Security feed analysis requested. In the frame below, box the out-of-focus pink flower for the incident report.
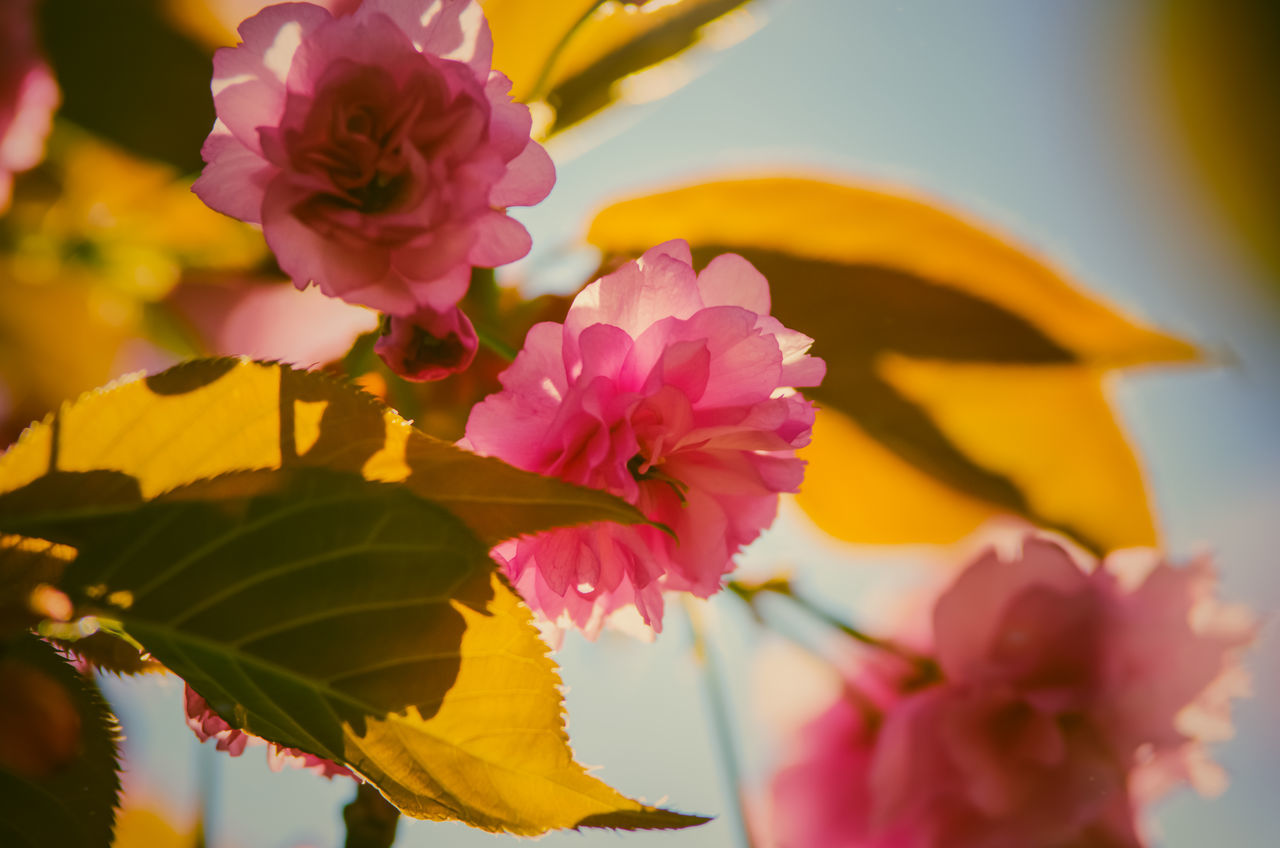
[184,684,353,779]
[767,535,1254,848]
[374,302,477,380]
[165,273,380,365]
[464,240,825,636]
[192,0,553,374]
[768,656,919,848]
[0,0,59,212]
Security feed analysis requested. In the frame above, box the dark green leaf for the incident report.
[0,634,122,848]
[39,0,214,173]
[0,468,706,835]
[0,359,644,547]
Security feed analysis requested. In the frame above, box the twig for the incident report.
[343,783,400,848]
[474,324,517,362]
[727,578,939,683]
[682,598,756,848]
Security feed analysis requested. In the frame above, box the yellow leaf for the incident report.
[587,175,1197,551]
[2,470,702,834]
[0,358,643,546]
[798,406,1003,546]
[0,270,138,439]
[875,357,1157,551]
[110,805,194,848]
[1151,0,1280,293]
[588,176,1197,366]
[9,132,266,299]
[161,1,762,137]
[0,361,700,833]
[484,0,759,134]
[483,0,599,100]
[1,132,268,436]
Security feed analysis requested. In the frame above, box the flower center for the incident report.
[627,454,688,502]
[287,62,426,215]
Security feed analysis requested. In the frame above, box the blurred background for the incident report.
[3,0,1277,846]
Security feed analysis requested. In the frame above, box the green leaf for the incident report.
[587,176,1201,553]
[1,535,75,638]
[483,0,761,135]
[52,632,166,677]
[0,634,122,848]
[0,358,643,546]
[39,0,214,173]
[0,468,706,835]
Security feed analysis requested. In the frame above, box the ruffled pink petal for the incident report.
[465,241,824,635]
[489,138,555,207]
[932,537,1091,683]
[771,693,912,848]
[467,322,569,436]
[362,0,493,75]
[389,227,477,293]
[213,2,333,153]
[465,208,532,267]
[565,249,702,343]
[767,533,1253,848]
[192,123,274,224]
[287,7,421,91]
[183,684,351,779]
[261,179,410,312]
[483,72,532,158]
[696,252,771,314]
[195,0,553,334]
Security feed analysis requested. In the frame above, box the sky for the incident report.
[102,2,1280,847]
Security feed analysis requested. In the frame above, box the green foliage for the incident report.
[39,0,213,173]
[0,634,122,848]
[0,360,704,834]
[0,358,644,545]
[483,0,759,134]
[0,535,73,638]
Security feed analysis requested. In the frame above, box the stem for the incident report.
[474,324,517,362]
[682,598,756,848]
[527,1,612,102]
[343,783,400,848]
[194,738,216,848]
[727,578,928,665]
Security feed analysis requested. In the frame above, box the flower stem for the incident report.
[727,578,924,663]
[474,324,517,362]
[682,598,757,848]
[343,782,400,848]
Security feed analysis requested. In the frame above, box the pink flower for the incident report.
[0,0,59,212]
[191,0,553,373]
[767,535,1254,848]
[374,302,477,380]
[165,273,380,365]
[769,659,919,848]
[463,240,825,636]
[184,684,353,779]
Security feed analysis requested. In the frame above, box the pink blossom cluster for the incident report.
[465,240,825,636]
[768,535,1254,848]
[0,0,59,212]
[193,0,554,380]
[184,684,352,779]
